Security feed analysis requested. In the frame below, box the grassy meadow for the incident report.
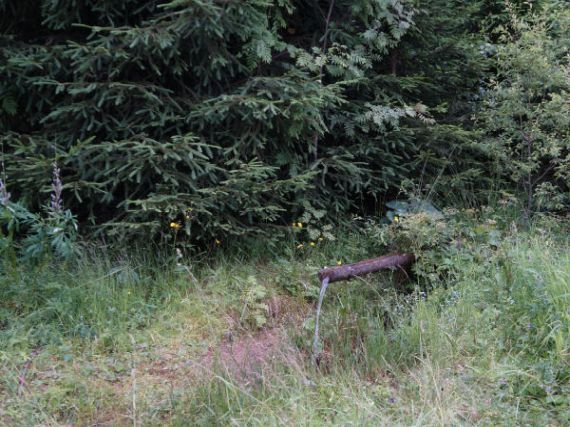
[1,212,569,426]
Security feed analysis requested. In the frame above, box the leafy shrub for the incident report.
[239,276,270,329]
[0,162,78,263]
[479,4,570,215]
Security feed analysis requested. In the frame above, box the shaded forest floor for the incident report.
[1,216,569,425]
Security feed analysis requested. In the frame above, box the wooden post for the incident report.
[318,253,415,283]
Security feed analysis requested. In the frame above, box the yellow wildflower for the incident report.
[318,237,324,242]
[393,215,399,223]
[215,239,221,246]
[337,260,342,266]
[170,222,182,230]
[309,241,316,247]
[297,222,303,228]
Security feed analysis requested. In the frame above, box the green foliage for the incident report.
[0,0,568,247]
[0,163,78,263]
[479,5,570,214]
[1,215,568,425]
[0,0,504,245]
[390,0,492,205]
[239,276,270,329]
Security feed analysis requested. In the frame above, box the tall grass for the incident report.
[0,217,568,425]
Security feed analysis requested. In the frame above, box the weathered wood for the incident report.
[318,253,416,283]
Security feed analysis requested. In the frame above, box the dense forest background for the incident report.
[1,0,568,253]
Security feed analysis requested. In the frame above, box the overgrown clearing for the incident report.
[1,1,569,425]
[1,216,568,426]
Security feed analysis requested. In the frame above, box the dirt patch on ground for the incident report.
[139,295,309,387]
[203,327,302,384]
[201,295,310,384]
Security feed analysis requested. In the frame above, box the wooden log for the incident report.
[318,253,416,283]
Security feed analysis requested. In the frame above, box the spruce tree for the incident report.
[0,1,522,245]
